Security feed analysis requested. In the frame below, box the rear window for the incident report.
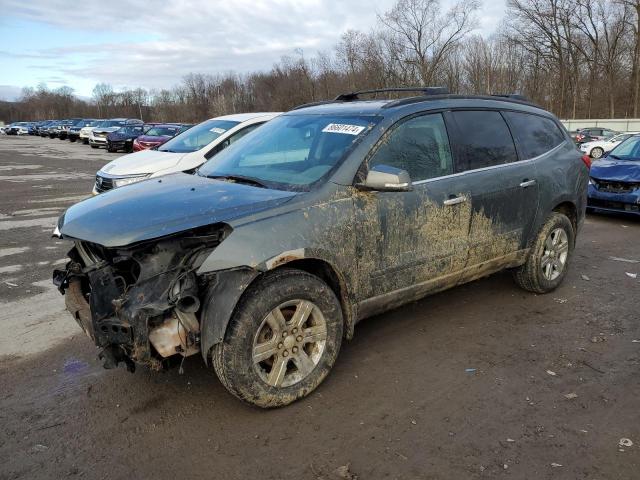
[504,112,565,159]
[449,110,518,171]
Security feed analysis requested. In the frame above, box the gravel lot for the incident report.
[0,134,639,480]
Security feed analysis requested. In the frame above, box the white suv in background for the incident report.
[580,132,639,158]
[93,112,280,193]
[79,120,105,144]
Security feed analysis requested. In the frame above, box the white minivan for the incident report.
[93,112,280,194]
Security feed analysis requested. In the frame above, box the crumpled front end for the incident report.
[588,180,640,215]
[53,225,229,371]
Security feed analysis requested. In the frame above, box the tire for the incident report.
[107,147,115,153]
[82,139,89,145]
[212,268,343,408]
[513,212,575,294]
[590,147,604,159]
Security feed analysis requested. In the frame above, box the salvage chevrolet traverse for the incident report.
[53,88,588,407]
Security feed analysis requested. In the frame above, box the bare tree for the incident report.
[378,0,479,85]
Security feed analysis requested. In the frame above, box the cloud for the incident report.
[0,85,23,101]
[1,0,505,95]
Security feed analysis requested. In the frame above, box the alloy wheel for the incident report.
[541,228,569,281]
[252,299,327,388]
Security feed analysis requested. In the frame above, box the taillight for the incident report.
[576,134,584,141]
[581,154,592,169]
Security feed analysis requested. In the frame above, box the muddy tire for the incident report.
[513,212,575,294]
[212,268,343,408]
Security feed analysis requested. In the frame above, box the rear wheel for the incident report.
[212,268,343,408]
[513,212,574,294]
[590,147,604,159]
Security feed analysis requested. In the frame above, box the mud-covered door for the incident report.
[445,110,539,271]
[353,113,472,303]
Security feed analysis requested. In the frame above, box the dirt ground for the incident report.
[0,135,638,480]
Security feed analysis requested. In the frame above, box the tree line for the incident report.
[3,0,639,123]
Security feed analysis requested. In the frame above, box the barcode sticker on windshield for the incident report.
[322,123,366,135]
[210,127,226,134]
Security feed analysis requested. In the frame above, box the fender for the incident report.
[199,268,260,364]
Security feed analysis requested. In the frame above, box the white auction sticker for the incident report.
[210,127,226,134]
[322,123,366,135]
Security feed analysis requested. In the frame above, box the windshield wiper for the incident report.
[207,174,268,188]
[608,154,620,160]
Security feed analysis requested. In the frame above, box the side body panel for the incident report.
[533,141,588,234]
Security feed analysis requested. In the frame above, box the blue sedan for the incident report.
[588,134,640,215]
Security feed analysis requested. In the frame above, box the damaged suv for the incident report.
[53,88,588,408]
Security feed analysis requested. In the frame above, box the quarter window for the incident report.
[368,113,453,181]
[450,110,518,171]
[504,112,565,159]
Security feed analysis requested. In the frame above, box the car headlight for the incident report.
[113,174,151,188]
[589,177,595,185]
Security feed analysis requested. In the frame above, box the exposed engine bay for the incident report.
[53,224,230,371]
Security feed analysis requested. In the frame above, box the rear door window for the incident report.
[368,113,453,181]
[503,111,565,159]
[448,110,518,171]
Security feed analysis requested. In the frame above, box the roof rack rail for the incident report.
[334,86,449,102]
[491,93,529,102]
[290,100,337,111]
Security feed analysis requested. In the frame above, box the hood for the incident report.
[108,131,137,140]
[100,149,188,176]
[59,173,298,247]
[591,158,640,182]
[137,135,170,143]
[94,127,120,134]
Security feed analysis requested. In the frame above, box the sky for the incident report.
[0,0,506,101]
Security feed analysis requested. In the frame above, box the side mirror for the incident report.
[357,164,412,192]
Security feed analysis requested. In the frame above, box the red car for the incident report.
[132,124,191,152]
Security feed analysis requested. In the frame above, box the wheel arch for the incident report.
[270,258,355,341]
[200,256,355,366]
[552,200,578,234]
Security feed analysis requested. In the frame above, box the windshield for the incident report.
[158,119,239,153]
[609,136,640,160]
[611,134,631,142]
[145,126,180,137]
[117,126,140,135]
[98,120,126,128]
[198,114,379,190]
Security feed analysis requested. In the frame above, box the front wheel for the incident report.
[590,147,604,159]
[212,268,343,408]
[513,212,575,294]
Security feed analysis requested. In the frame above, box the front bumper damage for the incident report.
[53,226,229,371]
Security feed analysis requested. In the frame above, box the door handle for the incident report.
[443,195,467,206]
[519,179,537,188]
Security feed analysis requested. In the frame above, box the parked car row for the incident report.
[2,117,194,154]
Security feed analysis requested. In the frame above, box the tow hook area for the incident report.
[100,345,136,372]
